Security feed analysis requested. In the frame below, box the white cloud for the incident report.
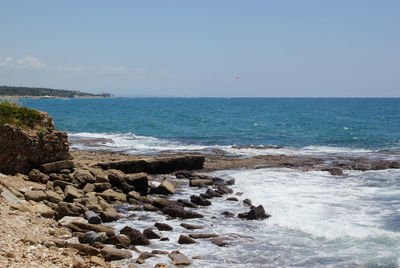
[0,55,46,69]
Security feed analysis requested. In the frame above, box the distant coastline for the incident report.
[0,85,113,98]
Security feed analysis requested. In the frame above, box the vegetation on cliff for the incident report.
[0,100,43,129]
[0,86,112,98]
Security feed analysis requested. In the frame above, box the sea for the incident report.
[20,98,400,268]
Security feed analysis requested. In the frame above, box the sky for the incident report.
[0,0,399,97]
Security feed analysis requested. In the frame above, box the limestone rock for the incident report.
[154,222,173,231]
[97,189,127,202]
[168,251,190,266]
[178,235,196,244]
[64,185,81,202]
[1,189,25,204]
[46,190,63,203]
[58,216,88,226]
[23,233,38,245]
[157,181,175,195]
[24,190,47,202]
[100,209,121,222]
[101,246,133,261]
[125,173,149,195]
[120,226,150,245]
[41,160,74,174]
[28,169,49,183]
[31,203,55,218]
[143,228,161,239]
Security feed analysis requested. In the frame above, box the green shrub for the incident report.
[0,99,43,129]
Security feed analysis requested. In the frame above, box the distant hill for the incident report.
[0,86,112,98]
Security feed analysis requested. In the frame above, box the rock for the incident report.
[178,235,196,244]
[66,237,80,244]
[93,182,112,192]
[322,167,344,176]
[59,216,88,226]
[189,233,218,239]
[154,264,169,268]
[97,155,205,174]
[84,231,102,244]
[243,199,252,206]
[1,188,25,204]
[190,195,212,206]
[82,183,95,193]
[143,228,161,239]
[217,185,233,194]
[200,193,211,199]
[56,202,85,219]
[31,203,55,218]
[66,221,115,236]
[168,251,190,266]
[238,205,270,220]
[100,209,121,222]
[125,173,149,195]
[180,223,202,230]
[41,160,74,174]
[138,252,155,260]
[154,222,173,231]
[74,170,96,188]
[107,169,126,187]
[67,243,101,256]
[152,198,182,209]
[120,226,150,245]
[90,256,106,267]
[28,169,49,183]
[189,179,213,187]
[53,180,76,191]
[161,206,203,219]
[152,250,169,255]
[64,185,81,202]
[221,211,235,217]
[211,237,230,247]
[160,237,169,241]
[23,233,38,245]
[128,264,139,268]
[97,189,127,202]
[226,197,238,201]
[24,190,47,202]
[157,181,175,195]
[143,204,158,211]
[60,168,71,174]
[101,246,133,261]
[115,234,131,247]
[177,199,198,208]
[85,210,102,224]
[46,190,63,203]
[225,178,235,185]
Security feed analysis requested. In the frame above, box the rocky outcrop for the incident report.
[0,111,70,175]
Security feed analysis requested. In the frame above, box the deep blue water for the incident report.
[20,98,400,150]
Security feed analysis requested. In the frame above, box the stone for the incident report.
[238,205,270,220]
[322,167,344,176]
[154,222,173,231]
[53,180,76,190]
[97,189,127,202]
[152,250,169,255]
[154,263,169,268]
[190,195,212,206]
[168,251,190,266]
[31,203,55,218]
[46,190,63,203]
[217,185,233,194]
[85,210,102,224]
[82,183,95,193]
[120,226,150,245]
[28,169,49,183]
[24,190,47,202]
[138,252,155,260]
[101,246,133,261]
[93,182,112,192]
[157,181,175,195]
[1,189,25,204]
[74,170,96,188]
[58,216,88,226]
[90,256,106,267]
[84,231,102,244]
[178,235,196,244]
[189,179,213,187]
[64,185,81,202]
[60,168,71,174]
[41,160,74,174]
[177,199,198,208]
[152,198,182,209]
[100,209,121,222]
[56,202,85,219]
[243,198,252,206]
[143,228,161,239]
[66,221,115,236]
[226,197,238,201]
[107,169,126,187]
[211,237,230,247]
[125,173,149,195]
[115,234,131,247]
[161,206,203,219]
[143,204,158,211]
[66,237,80,244]
[189,233,218,239]
[67,243,101,256]
[23,233,38,245]
[221,211,235,217]
[180,223,202,230]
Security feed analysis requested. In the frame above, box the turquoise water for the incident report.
[20,98,400,150]
[18,98,400,267]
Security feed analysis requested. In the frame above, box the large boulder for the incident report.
[0,111,70,175]
[119,226,150,245]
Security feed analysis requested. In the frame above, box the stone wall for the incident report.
[0,112,70,174]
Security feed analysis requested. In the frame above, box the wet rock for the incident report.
[100,209,121,222]
[161,206,203,219]
[189,179,213,187]
[157,180,175,195]
[225,178,235,185]
[143,228,161,239]
[154,222,173,231]
[168,251,190,266]
[28,169,49,183]
[84,231,102,244]
[243,199,252,206]
[160,237,169,241]
[24,190,47,202]
[138,252,155,260]
[153,198,182,209]
[238,205,270,220]
[189,233,218,239]
[221,211,235,217]
[226,197,238,201]
[125,173,149,195]
[178,235,196,244]
[152,250,169,255]
[177,199,198,208]
[120,226,150,245]
[85,210,102,224]
[205,189,222,198]
[322,167,343,176]
[180,223,202,230]
[107,169,126,187]
[64,185,81,202]
[190,195,212,206]
[211,237,230,247]
[143,204,158,211]
[217,185,233,194]
[154,263,169,268]
[200,193,212,199]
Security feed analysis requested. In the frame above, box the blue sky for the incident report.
[0,0,399,97]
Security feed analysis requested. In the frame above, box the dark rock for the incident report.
[180,223,202,230]
[152,198,182,209]
[189,179,213,187]
[243,199,252,206]
[168,251,191,265]
[84,231,102,244]
[101,246,133,261]
[100,209,121,222]
[66,221,115,236]
[205,189,222,198]
[217,185,233,194]
[138,252,155,260]
[211,237,230,247]
[225,178,235,185]
[97,155,205,174]
[226,197,238,201]
[190,195,212,206]
[178,235,196,244]
[238,205,270,220]
[160,237,169,241]
[66,243,101,256]
[56,202,84,219]
[157,181,175,195]
[84,210,102,224]
[161,206,203,219]
[64,185,81,202]
[120,226,150,245]
[151,250,169,255]
[200,193,212,199]
[28,169,49,183]
[41,160,74,174]
[177,199,198,208]
[120,182,135,194]
[60,169,71,174]
[221,211,235,217]
[107,169,126,187]
[74,170,96,188]
[143,228,161,239]
[143,204,158,211]
[322,167,343,176]
[125,173,149,195]
[93,182,112,192]
[189,233,218,239]
[154,222,173,231]
[53,180,76,191]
